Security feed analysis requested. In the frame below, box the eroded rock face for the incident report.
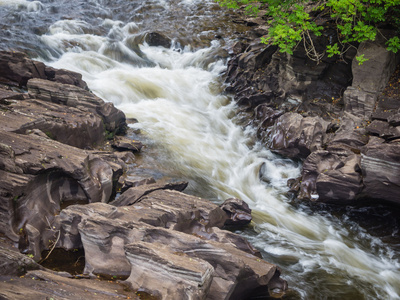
[0,130,126,260]
[361,138,400,204]
[266,112,329,159]
[0,50,87,89]
[299,149,363,202]
[27,78,126,135]
[58,188,284,299]
[343,36,400,118]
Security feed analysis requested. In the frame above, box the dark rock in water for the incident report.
[220,198,252,226]
[144,32,172,48]
[44,66,88,90]
[361,138,400,205]
[112,135,143,152]
[298,149,363,202]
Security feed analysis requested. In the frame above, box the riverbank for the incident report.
[0,51,287,299]
[1,0,399,298]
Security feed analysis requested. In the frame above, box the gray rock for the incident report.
[58,198,285,299]
[27,78,126,135]
[343,87,378,118]
[351,39,399,93]
[266,112,329,159]
[0,269,134,299]
[299,150,363,202]
[220,198,252,226]
[361,139,400,204]
[0,131,125,260]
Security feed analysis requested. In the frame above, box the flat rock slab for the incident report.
[110,181,188,206]
[0,270,138,300]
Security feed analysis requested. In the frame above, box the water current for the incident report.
[1,0,399,299]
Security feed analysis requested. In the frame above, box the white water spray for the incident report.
[38,2,400,298]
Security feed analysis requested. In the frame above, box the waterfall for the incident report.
[1,0,399,298]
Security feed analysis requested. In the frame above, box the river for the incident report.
[1,0,399,299]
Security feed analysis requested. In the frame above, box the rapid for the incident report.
[1,0,399,298]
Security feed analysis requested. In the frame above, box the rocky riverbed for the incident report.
[0,51,287,299]
[1,0,400,299]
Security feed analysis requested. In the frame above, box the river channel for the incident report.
[1,0,399,299]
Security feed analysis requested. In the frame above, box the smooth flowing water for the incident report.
[1,0,400,299]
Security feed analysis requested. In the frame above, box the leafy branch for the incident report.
[216,0,400,63]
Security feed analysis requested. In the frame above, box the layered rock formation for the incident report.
[0,51,287,299]
[225,27,400,206]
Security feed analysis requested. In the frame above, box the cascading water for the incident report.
[1,0,399,299]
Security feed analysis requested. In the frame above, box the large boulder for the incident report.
[360,138,400,205]
[27,78,126,135]
[1,93,105,149]
[57,189,285,299]
[0,50,87,89]
[343,36,399,118]
[0,130,126,260]
[298,149,363,202]
[266,112,329,159]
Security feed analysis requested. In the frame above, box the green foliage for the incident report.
[216,0,400,62]
[356,54,369,65]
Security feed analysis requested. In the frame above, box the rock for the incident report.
[343,87,378,118]
[0,130,126,260]
[343,36,400,117]
[0,245,42,276]
[360,139,400,205]
[0,269,136,300]
[220,198,252,226]
[119,176,156,193]
[1,97,105,149]
[366,120,400,140]
[329,117,369,149]
[0,88,26,102]
[110,181,188,206]
[58,196,285,299]
[27,78,126,135]
[0,51,46,87]
[124,242,213,300]
[298,149,363,202]
[0,51,88,89]
[351,39,399,93]
[112,136,143,152]
[144,32,172,48]
[266,113,329,159]
[44,66,88,90]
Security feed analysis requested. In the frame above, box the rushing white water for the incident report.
[28,1,400,299]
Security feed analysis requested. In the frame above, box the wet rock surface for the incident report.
[0,51,286,299]
[225,24,400,206]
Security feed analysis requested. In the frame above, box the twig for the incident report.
[39,230,61,263]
